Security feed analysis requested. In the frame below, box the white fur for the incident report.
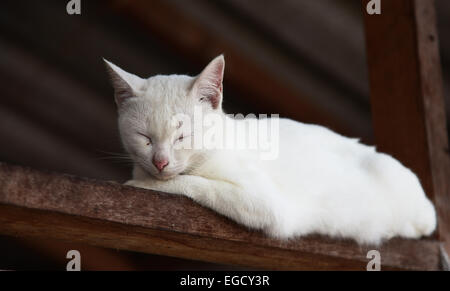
[105,56,436,245]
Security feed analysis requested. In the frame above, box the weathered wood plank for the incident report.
[0,163,441,270]
[363,0,450,255]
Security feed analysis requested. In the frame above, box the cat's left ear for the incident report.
[103,59,145,106]
[192,55,225,110]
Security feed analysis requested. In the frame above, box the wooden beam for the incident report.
[0,163,442,270]
[363,0,450,255]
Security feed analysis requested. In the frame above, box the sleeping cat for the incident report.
[104,55,436,245]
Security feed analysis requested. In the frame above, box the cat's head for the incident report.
[105,55,225,180]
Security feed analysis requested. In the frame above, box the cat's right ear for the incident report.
[103,59,145,106]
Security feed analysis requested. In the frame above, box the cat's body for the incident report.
[105,56,436,245]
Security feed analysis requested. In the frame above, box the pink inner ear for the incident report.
[208,92,221,109]
[211,62,224,91]
[198,85,221,109]
[196,58,224,109]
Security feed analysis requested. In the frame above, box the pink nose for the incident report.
[152,158,169,171]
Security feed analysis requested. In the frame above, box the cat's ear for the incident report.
[103,59,145,106]
[192,55,225,110]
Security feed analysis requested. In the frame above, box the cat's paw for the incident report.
[124,177,189,195]
[124,179,151,190]
[124,179,136,186]
[124,179,140,187]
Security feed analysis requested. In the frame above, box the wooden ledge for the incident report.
[0,162,444,270]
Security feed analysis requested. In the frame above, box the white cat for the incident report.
[104,55,436,245]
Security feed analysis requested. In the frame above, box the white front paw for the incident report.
[124,179,136,186]
[124,179,139,187]
[124,179,151,190]
[124,178,184,194]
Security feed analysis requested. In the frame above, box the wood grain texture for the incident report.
[363,0,450,256]
[0,163,442,270]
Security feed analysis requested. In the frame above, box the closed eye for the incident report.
[175,134,192,143]
[138,132,152,145]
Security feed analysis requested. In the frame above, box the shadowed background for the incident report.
[0,0,448,270]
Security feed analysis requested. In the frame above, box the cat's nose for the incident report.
[152,158,169,172]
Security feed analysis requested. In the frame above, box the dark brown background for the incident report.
[0,0,448,270]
